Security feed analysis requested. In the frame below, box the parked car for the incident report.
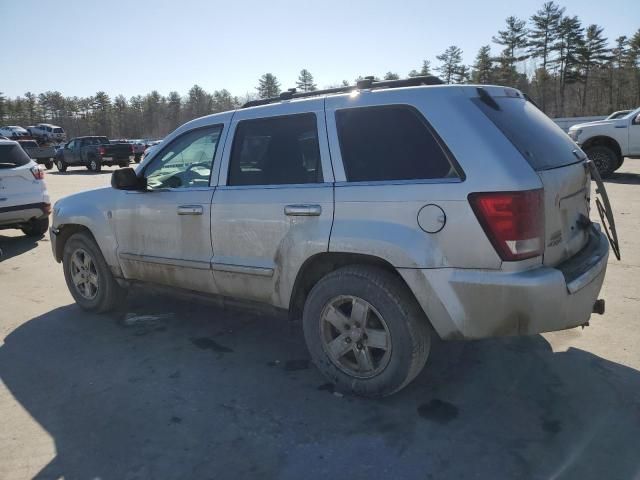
[55,136,132,172]
[0,126,30,140]
[17,139,56,169]
[127,139,147,163]
[606,109,632,120]
[568,107,640,176]
[0,139,50,236]
[50,78,617,397]
[141,141,162,161]
[28,123,66,143]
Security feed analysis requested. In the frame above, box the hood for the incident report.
[54,186,111,211]
[569,120,618,130]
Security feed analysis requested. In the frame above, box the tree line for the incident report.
[1,1,638,140]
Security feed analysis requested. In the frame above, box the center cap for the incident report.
[350,328,363,342]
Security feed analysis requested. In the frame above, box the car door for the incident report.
[63,140,76,163]
[630,112,640,155]
[211,100,334,308]
[111,123,227,293]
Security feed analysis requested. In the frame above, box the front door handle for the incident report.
[177,205,203,215]
[284,204,322,216]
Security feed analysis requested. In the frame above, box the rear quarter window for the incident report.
[0,144,32,168]
[472,93,585,171]
[335,105,459,182]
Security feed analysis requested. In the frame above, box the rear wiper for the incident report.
[588,160,621,260]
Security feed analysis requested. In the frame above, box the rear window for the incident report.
[336,105,458,182]
[0,144,32,168]
[54,128,64,133]
[472,94,585,171]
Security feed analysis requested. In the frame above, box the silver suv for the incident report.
[50,77,618,397]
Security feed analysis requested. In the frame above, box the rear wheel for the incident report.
[303,265,431,397]
[44,159,54,170]
[118,158,130,168]
[586,145,617,178]
[56,159,67,172]
[21,217,49,237]
[62,232,126,312]
[614,156,625,172]
[134,154,142,163]
[88,157,102,172]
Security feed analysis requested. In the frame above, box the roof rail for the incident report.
[242,75,444,108]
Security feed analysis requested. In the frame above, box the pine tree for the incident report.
[436,46,463,84]
[578,24,609,111]
[257,73,281,98]
[529,1,564,110]
[553,16,584,115]
[0,92,5,122]
[609,36,630,110]
[472,45,494,83]
[296,69,317,92]
[629,29,640,104]
[493,16,529,86]
[384,72,400,80]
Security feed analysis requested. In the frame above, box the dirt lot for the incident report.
[1,164,639,479]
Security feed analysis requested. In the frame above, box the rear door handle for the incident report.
[284,204,322,216]
[177,205,203,215]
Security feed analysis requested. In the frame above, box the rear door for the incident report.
[473,89,598,266]
[211,100,334,307]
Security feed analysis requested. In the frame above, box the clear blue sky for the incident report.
[2,0,638,99]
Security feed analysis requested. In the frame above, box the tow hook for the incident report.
[593,299,605,315]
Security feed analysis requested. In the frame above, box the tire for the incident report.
[614,156,625,172]
[88,157,102,172]
[62,232,126,313]
[134,154,141,163]
[56,159,67,172]
[303,265,431,398]
[586,145,617,178]
[21,217,49,237]
[44,159,54,170]
[118,158,129,168]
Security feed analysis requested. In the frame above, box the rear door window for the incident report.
[472,93,585,171]
[0,144,32,168]
[335,105,459,182]
[228,113,322,186]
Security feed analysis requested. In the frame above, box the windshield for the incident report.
[0,144,32,168]
[472,94,586,171]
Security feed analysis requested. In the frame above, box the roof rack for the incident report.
[242,75,444,108]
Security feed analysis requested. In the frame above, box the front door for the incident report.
[629,113,640,156]
[63,140,77,164]
[211,101,334,308]
[111,124,225,293]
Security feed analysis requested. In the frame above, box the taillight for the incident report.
[468,189,544,261]
[99,146,106,156]
[30,165,45,180]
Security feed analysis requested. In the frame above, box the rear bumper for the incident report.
[0,202,50,228]
[400,225,609,340]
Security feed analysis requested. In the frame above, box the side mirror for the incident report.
[634,113,640,125]
[111,167,145,190]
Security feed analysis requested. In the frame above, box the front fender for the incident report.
[53,188,120,273]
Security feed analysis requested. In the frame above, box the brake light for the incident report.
[99,146,106,156]
[468,189,544,261]
[30,165,45,180]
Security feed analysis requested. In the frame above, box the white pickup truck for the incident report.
[568,107,640,177]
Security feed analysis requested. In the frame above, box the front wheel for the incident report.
[21,217,49,237]
[586,145,618,178]
[118,158,130,168]
[44,159,54,170]
[134,154,142,163]
[56,159,67,172]
[62,232,126,312]
[303,265,431,398]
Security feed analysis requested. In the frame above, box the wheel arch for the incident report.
[288,252,437,331]
[582,136,622,161]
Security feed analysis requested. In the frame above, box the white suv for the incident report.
[0,140,51,237]
[50,78,617,397]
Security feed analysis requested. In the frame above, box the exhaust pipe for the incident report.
[593,299,605,315]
